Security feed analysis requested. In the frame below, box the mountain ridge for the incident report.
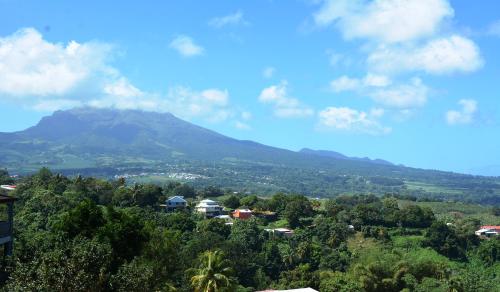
[299,148,394,166]
[0,107,499,202]
[0,107,398,171]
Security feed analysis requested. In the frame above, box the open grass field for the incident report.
[404,181,464,195]
[399,200,499,225]
[347,232,382,254]
[391,235,425,250]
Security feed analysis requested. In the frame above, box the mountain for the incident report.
[0,108,394,171]
[0,108,499,203]
[299,148,394,166]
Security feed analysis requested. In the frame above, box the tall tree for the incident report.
[284,196,314,228]
[190,250,236,292]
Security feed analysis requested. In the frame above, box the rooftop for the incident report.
[234,209,252,213]
[199,199,218,204]
[480,226,500,229]
[167,196,187,202]
[274,228,292,232]
[0,185,16,191]
[196,199,221,207]
[215,215,231,219]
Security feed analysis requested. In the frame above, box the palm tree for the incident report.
[190,250,236,292]
[280,244,296,270]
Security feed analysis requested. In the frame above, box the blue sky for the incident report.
[0,0,500,175]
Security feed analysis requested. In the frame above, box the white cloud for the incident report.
[89,87,233,123]
[200,89,229,106]
[0,28,243,124]
[314,0,482,83]
[318,106,391,135]
[169,35,204,57]
[0,28,112,97]
[368,35,483,74]
[259,82,293,106]
[330,74,427,110]
[104,78,143,98]
[315,1,483,124]
[446,99,477,125]
[314,0,453,43]
[330,73,390,92]
[370,78,428,109]
[87,93,161,112]
[157,87,232,122]
[235,121,251,130]
[330,76,361,92]
[258,81,314,118]
[363,73,391,87]
[209,11,249,28]
[262,67,276,79]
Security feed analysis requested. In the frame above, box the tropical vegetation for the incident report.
[0,168,498,291]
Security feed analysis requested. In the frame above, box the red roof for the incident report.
[481,226,500,230]
[234,209,252,213]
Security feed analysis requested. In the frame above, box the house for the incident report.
[0,185,16,191]
[274,228,294,237]
[211,215,234,226]
[214,214,233,225]
[195,199,223,217]
[232,208,252,219]
[265,228,294,238]
[162,196,187,212]
[0,195,16,256]
[475,225,500,237]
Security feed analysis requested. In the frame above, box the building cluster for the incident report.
[163,196,262,221]
[114,172,208,181]
[163,195,500,242]
[161,196,295,236]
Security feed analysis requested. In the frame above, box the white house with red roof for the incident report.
[475,225,500,237]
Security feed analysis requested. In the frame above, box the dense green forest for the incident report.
[0,168,499,291]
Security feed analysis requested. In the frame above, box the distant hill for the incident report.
[299,148,394,166]
[0,107,499,203]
